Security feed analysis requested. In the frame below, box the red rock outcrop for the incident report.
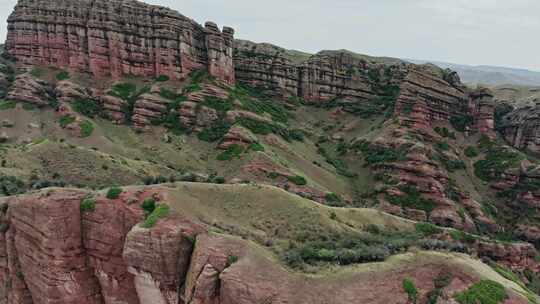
[234,40,409,103]
[394,67,468,129]
[131,86,172,131]
[179,83,229,132]
[499,104,540,155]
[3,189,102,304]
[0,187,535,304]
[123,215,204,304]
[6,0,235,84]
[6,73,53,107]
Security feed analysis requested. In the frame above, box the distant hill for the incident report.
[407,59,540,87]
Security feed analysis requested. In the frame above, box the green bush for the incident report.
[434,127,456,139]
[465,146,479,158]
[356,142,409,165]
[56,71,70,81]
[387,185,436,213]
[287,175,307,186]
[317,147,357,178]
[450,114,474,132]
[402,278,418,304]
[434,141,450,151]
[108,83,149,123]
[234,88,291,123]
[155,75,170,82]
[288,129,305,142]
[477,135,495,150]
[226,255,238,267]
[201,96,233,112]
[79,121,94,138]
[80,198,96,213]
[141,204,170,228]
[217,145,244,161]
[449,229,477,243]
[141,198,156,216]
[474,147,523,182]
[198,122,231,142]
[248,142,265,152]
[106,187,122,199]
[236,117,279,135]
[30,67,43,78]
[0,175,26,196]
[0,100,16,110]
[454,280,507,304]
[415,222,442,236]
[325,192,342,203]
[72,99,102,117]
[59,115,76,128]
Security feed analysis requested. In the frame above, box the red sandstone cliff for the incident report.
[0,186,534,304]
[6,0,235,84]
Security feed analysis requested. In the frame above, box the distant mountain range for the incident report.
[407,59,540,87]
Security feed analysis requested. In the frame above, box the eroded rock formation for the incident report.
[6,0,235,84]
[0,187,534,304]
[499,105,540,155]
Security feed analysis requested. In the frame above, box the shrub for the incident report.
[0,100,16,110]
[449,229,476,243]
[201,96,233,112]
[236,117,278,135]
[402,278,418,304]
[155,75,170,82]
[80,198,96,213]
[317,147,358,178]
[356,142,409,165]
[108,83,149,123]
[248,142,265,152]
[141,198,156,216]
[232,84,292,123]
[450,114,474,132]
[198,122,231,142]
[434,141,450,151]
[217,145,244,161]
[287,175,307,186]
[387,185,436,213]
[141,204,170,228]
[0,175,26,196]
[0,223,8,233]
[30,67,43,78]
[454,280,507,304]
[434,127,455,139]
[72,99,102,117]
[288,129,305,142]
[477,135,494,150]
[465,146,479,158]
[415,222,442,236]
[226,255,238,267]
[474,147,523,182]
[106,187,122,199]
[79,121,94,138]
[56,71,70,81]
[325,192,342,203]
[59,115,76,128]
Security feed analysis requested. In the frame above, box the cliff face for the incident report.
[499,105,540,155]
[6,0,235,84]
[234,40,408,103]
[0,186,534,304]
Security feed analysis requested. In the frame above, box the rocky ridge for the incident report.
[6,0,235,84]
[0,185,536,304]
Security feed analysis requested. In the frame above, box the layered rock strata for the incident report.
[0,186,534,304]
[6,0,235,84]
[499,105,540,155]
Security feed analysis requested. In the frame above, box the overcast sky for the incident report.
[1,0,539,71]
